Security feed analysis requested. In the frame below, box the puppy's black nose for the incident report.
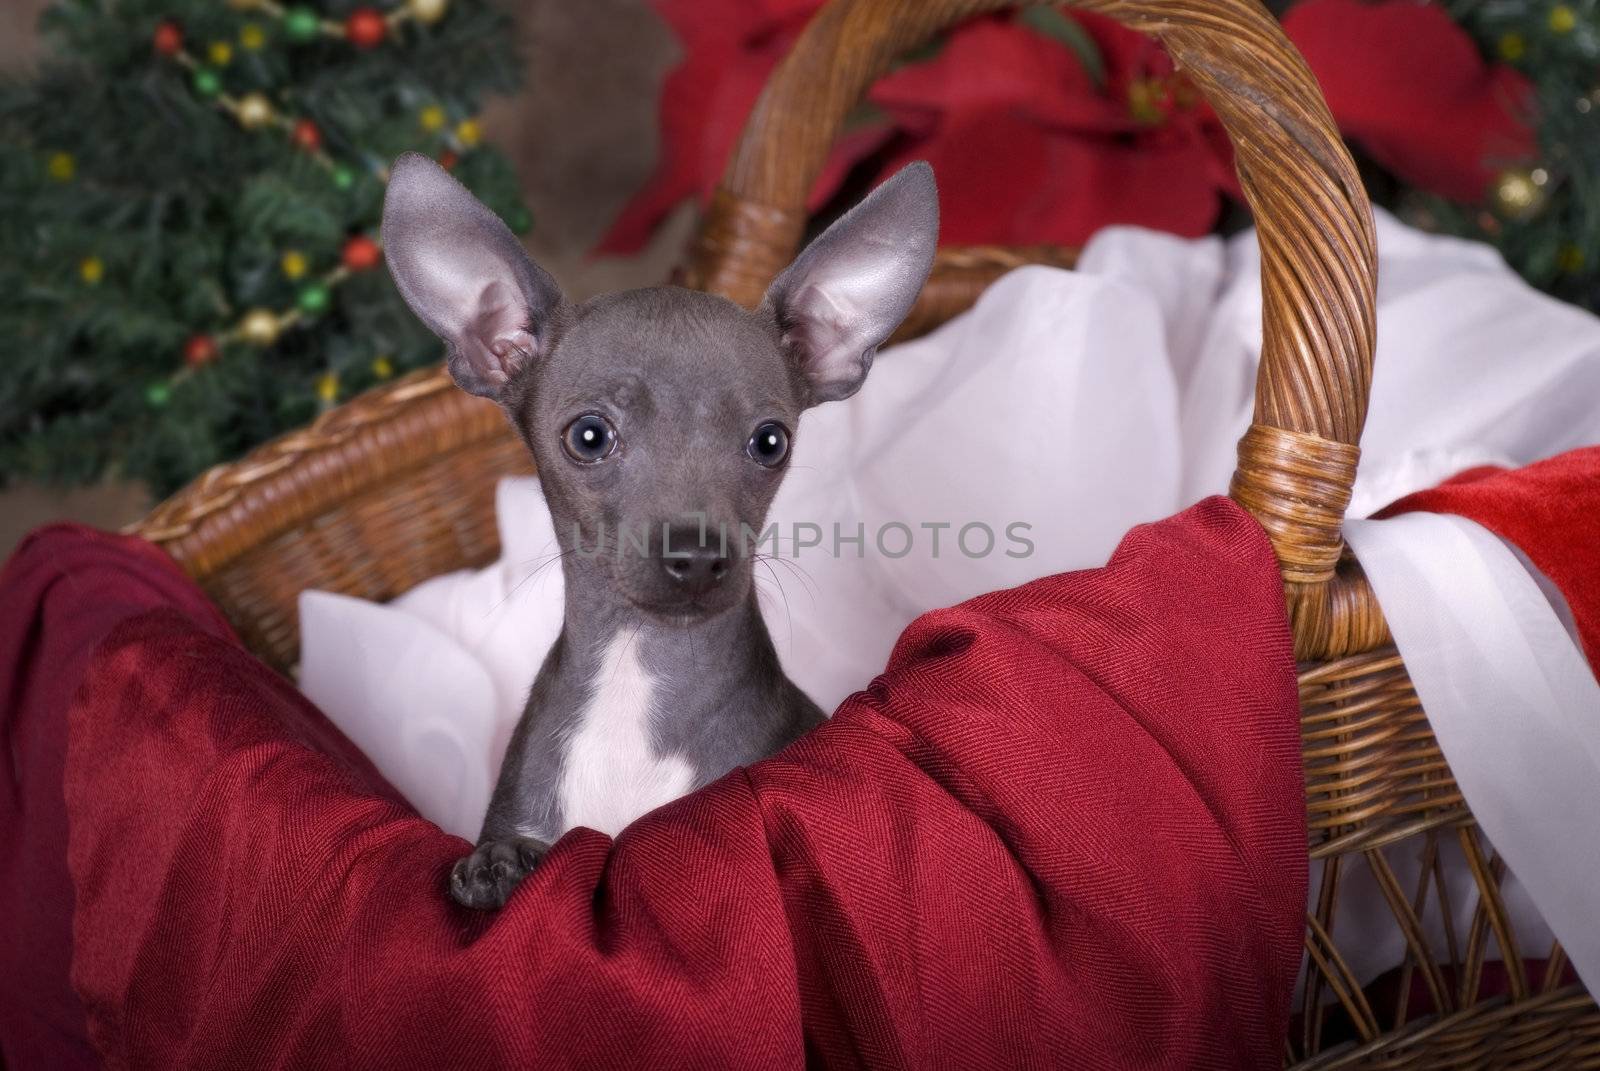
[661,526,729,596]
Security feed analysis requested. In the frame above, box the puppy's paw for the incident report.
[449,836,547,910]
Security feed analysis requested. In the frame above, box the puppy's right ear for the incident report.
[382,152,561,401]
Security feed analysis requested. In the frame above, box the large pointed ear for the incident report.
[381,152,562,402]
[762,161,938,405]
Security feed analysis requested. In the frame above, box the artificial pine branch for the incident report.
[0,0,531,494]
[1416,0,1600,312]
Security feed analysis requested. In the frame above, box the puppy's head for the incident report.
[382,154,938,621]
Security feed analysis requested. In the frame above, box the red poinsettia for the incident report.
[863,13,1237,246]
[600,0,1535,257]
[1282,0,1536,203]
[596,0,820,254]
[596,4,1238,254]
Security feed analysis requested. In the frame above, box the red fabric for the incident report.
[0,526,401,1071]
[1379,445,1600,666]
[1,499,1304,1069]
[0,526,222,1071]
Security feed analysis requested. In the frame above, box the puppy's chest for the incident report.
[556,634,694,837]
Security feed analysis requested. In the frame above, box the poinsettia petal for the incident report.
[874,110,1225,247]
[1074,10,1168,92]
[808,118,899,213]
[869,18,1121,131]
[650,0,809,49]
[1195,118,1242,201]
[1283,0,1535,202]
[1051,133,1229,243]
[600,0,1241,255]
[596,1,821,254]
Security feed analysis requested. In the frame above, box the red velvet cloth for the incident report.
[1,499,1305,1069]
[1379,445,1600,666]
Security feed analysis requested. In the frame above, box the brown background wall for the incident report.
[1,0,683,552]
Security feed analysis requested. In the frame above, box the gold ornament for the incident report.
[1550,5,1577,33]
[455,118,481,147]
[208,40,234,66]
[1558,243,1586,273]
[236,92,274,129]
[408,0,450,24]
[419,104,447,132]
[371,355,395,380]
[1498,32,1526,60]
[48,152,75,181]
[1492,167,1549,221]
[239,23,267,50]
[79,256,104,284]
[316,371,340,403]
[280,250,309,280]
[240,309,282,347]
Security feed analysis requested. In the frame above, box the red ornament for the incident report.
[153,20,184,56]
[437,149,459,171]
[183,334,219,368]
[344,7,387,49]
[340,235,382,272]
[291,119,323,152]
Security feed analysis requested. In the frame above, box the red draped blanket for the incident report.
[1,498,1306,1070]
[1379,445,1600,665]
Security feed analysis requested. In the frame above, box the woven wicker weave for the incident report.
[134,0,1598,1064]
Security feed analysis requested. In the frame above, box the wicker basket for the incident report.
[134,0,1599,1065]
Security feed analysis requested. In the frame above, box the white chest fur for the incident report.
[555,631,694,837]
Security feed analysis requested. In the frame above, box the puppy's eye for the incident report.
[746,421,790,468]
[562,414,618,463]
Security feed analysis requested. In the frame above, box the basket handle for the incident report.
[686,0,1378,602]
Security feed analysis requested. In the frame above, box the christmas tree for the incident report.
[1425,0,1600,314]
[0,0,531,494]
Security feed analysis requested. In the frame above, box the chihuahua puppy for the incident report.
[382,153,938,909]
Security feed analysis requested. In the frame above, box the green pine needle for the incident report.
[1,0,532,495]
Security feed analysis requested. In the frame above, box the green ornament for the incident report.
[508,207,533,234]
[145,382,172,407]
[331,165,356,190]
[192,69,222,98]
[284,6,321,42]
[298,284,331,314]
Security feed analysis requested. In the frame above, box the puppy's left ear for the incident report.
[381,152,562,402]
[762,161,938,405]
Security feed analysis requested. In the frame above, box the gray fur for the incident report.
[381,153,939,909]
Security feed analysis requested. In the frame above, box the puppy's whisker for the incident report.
[754,559,796,649]
[491,548,577,615]
[754,552,820,607]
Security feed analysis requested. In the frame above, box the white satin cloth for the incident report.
[301,210,1600,988]
[1343,514,1599,993]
